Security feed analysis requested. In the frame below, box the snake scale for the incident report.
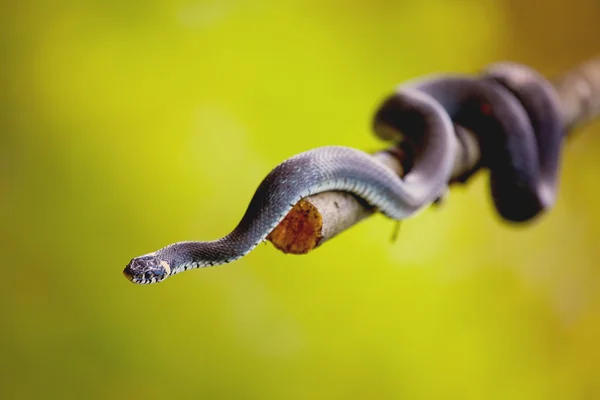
[124,62,564,284]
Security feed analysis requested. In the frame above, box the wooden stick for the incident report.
[267,58,600,254]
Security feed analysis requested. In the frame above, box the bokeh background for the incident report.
[3,0,600,399]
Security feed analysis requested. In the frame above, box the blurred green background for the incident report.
[2,0,600,399]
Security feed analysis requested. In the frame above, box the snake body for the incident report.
[124,63,564,284]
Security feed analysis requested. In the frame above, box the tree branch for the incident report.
[267,57,600,254]
[553,58,600,130]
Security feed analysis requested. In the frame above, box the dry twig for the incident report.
[267,58,600,254]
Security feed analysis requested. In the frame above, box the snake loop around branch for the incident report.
[124,62,565,284]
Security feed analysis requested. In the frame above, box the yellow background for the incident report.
[2,1,600,399]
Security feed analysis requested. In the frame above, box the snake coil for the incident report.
[376,62,564,222]
[124,62,565,284]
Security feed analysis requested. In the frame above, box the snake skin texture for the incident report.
[123,62,565,284]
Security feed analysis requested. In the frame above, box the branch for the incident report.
[267,57,600,254]
[553,58,600,130]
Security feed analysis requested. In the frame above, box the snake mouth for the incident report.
[122,268,134,281]
[122,269,167,284]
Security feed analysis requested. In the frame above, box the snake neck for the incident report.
[156,229,267,277]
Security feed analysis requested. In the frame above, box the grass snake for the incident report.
[123,62,564,284]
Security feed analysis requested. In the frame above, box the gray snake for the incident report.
[123,62,564,284]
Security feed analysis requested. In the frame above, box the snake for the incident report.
[123,62,565,284]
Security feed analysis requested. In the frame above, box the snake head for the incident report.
[123,253,171,284]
